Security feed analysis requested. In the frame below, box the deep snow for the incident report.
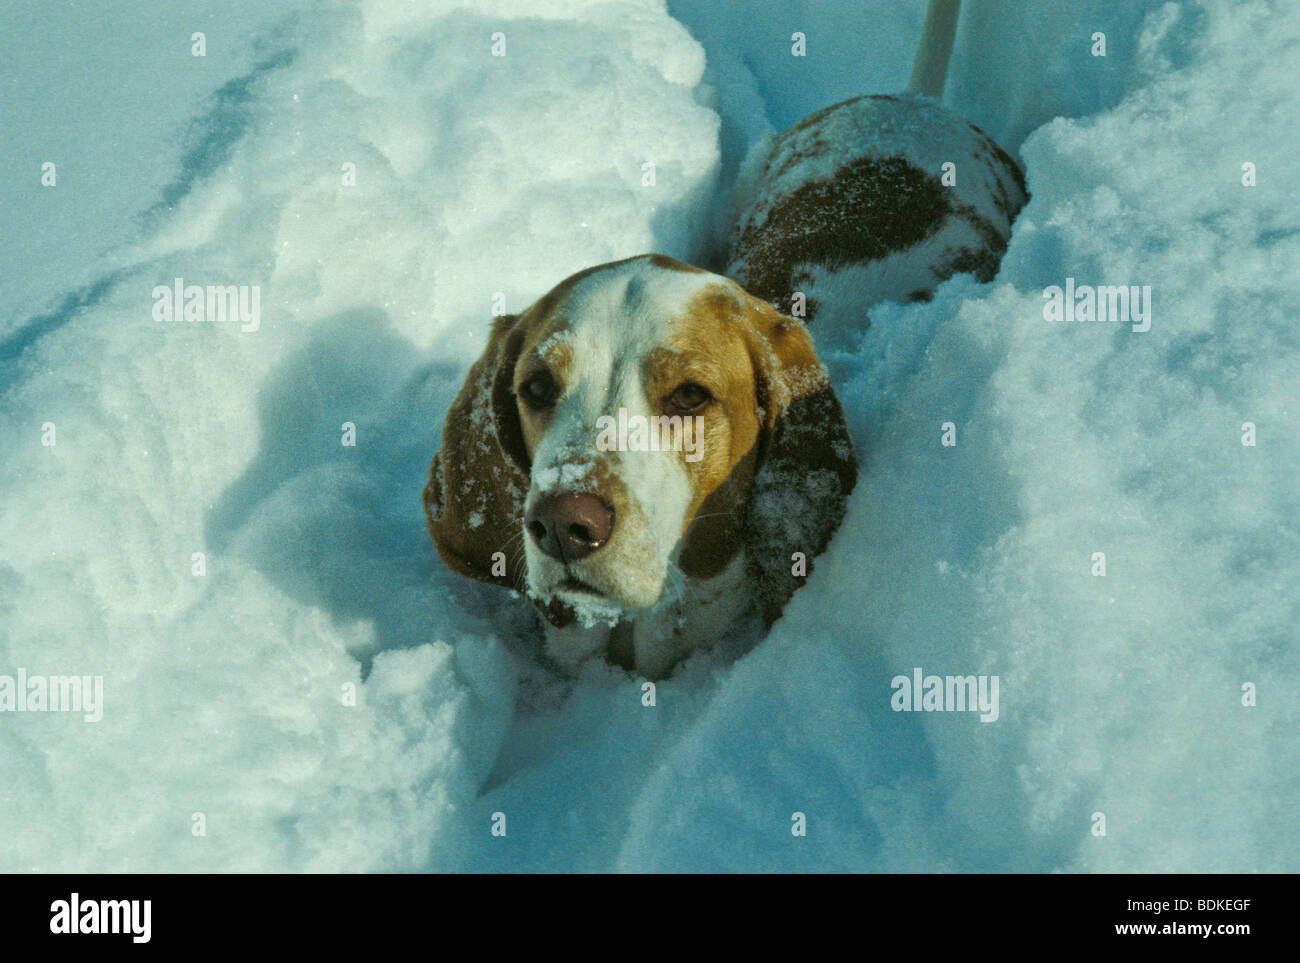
[0,0,1295,872]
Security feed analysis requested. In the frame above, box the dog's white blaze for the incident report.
[610,371,694,577]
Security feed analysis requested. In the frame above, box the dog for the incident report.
[423,0,1025,678]
[424,254,857,678]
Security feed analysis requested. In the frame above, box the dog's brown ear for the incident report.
[423,314,530,591]
[737,293,858,625]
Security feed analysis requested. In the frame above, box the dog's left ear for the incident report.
[737,293,858,625]
[423,313,530,591]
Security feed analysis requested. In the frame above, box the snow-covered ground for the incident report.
[1,0,1295,872]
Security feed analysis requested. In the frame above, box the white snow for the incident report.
[0,0,1295,872]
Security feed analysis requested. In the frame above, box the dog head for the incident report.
[424,253,856,626]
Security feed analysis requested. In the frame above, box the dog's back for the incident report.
[727,1,1028,322]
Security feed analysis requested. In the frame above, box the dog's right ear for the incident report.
[423,313,530,591]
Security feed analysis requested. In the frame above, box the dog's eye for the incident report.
[519,370,559,409]
[668,382,712,413]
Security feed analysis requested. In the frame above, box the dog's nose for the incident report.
[526,492,614,562]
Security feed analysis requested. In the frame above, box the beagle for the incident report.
[423,254,857,678]
[424,0,1026,679]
